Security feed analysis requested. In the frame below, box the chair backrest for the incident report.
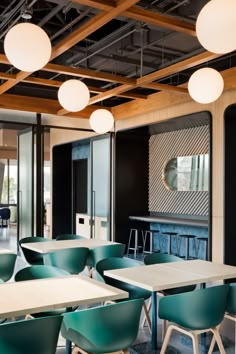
[19,237,50,265]
[88,244,125,268]
[61,299,143,353]
[0,315,62,354]
[56,234,85,240]
[226,283,236,315]
[15,264,70,282]
[96,257,145,293]
[144,253,183,265]
[44,247,89,274]
[159,284,230,330]
[0,253,17,282]
[144,252,196,294]
[0,208,10,221]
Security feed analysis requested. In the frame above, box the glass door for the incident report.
[91,136,111,240]
[17,128,34,243]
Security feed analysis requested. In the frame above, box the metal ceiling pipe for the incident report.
[0,0,38,40]
[38,3,66,27]
[0,0,25,33]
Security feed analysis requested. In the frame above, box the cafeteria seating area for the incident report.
[0,228,235,354]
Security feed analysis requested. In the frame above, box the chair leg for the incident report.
[190,332,199,354]
[162,319,168,341]
[141,298,151,327]
[142,302,151,332]
[207,337,216,354]
[160,325,174,354]
[211,327,226,354]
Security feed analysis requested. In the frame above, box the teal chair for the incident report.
[96,257,152,330]
[0,315,62,354]
[19,236,50,265]
[44,247,89,274]
[0,253,17,282]
[87,243,125,278]
[159,285,229,354]
[61,299,143,354]
[15,265,71,318]
[208,283,236,354]
[56,234,85,240]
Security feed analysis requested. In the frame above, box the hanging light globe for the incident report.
[4,23,52,72]
[90,109,114,134]
[196,0,236,54]
[188,68,224,104]
[58,79,90,112]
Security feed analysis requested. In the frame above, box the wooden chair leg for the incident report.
[160,325,174,354]
[141,298,151,327]
[207,336,216,354]
[162,319,167,341]
[211,328,226,354]
[142,302,151,332]
[190,332,199,354]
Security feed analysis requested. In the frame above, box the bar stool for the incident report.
[196,237,208,260]
[127,228,144,259]
[178,234,197,260]
[161,232,179,255]
[142,230,160,254]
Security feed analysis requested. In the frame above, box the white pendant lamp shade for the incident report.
[196,0,236,54]
[188,68,224,104]
[58,79,90,112]
[4,23,52,72]
[90,109,114,134]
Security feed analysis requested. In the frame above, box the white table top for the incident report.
[21,238,119,254]
[0,275,128,319]
[104,260,236,292]
[0,248,15,254]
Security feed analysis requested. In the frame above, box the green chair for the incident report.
[208,283,236,354]
[56,234,85,240]
[96,257,152,330]
[0,315,62,354]
[44,247,89,274]
[159,284,229,354]
[0,253,17,282]
[87,243,125,277]
[19,236,50,265]
[15,265,71,318]
[61,298,143,354]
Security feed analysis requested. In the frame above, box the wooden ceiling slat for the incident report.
[88,52,221,104]
[142,82,188,94]
[44,63,136,84]
[51,0,140,60]
[72,0,195,36]
[0,0,140,96]
[123,6,196,36]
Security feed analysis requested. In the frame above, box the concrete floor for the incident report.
[0,226,235,354]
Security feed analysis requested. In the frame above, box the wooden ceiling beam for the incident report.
[43,63,136,85]
[0,92,108,118]
[72,0,195,36]
[142,82,188,94]
[0,0,140,96]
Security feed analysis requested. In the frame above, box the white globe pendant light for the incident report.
[90,109,114,134]
[58,79,90,112]
[196,0,236,54]
[4,23,52,72]
[188,68,224,104]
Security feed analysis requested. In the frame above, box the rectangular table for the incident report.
[104,259,236,350]
[21,238,119,253]
[0,275,128,353]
